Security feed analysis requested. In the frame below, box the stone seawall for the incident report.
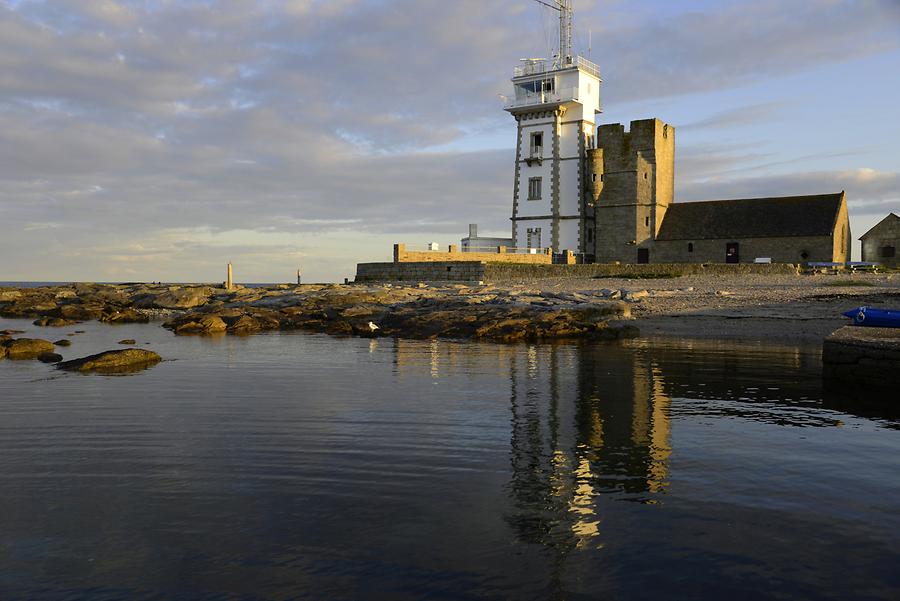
[483,262,800,281]
[356,261,801,282]
[355,262,486,282]
[822,326,900,388]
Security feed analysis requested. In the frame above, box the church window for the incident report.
[528,177,542,200]
[882,246,896,258]
[688,243,694,253]
[592,173,597,183]
[644,173,648,180]
[600,174,605,182]
[645,217,650,227]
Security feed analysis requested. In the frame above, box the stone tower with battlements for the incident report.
[587,118,675,263]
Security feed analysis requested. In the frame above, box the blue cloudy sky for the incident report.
[1,0,898,283]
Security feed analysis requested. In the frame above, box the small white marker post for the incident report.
[226,262,234,291]
[297,267,302,285]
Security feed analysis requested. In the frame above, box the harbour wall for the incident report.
[823,326,900,388]
[355,261,800,283]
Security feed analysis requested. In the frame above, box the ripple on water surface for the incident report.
[0,318,898,600]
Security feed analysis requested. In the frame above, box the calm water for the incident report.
[1,317,898,600]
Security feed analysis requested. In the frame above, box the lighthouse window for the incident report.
[530,132,543,154]
[518,79,555,95]
[528,177,542,200]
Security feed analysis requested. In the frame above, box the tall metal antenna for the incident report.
[533,0,574,68]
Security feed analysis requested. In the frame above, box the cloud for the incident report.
[679,167,900,218]
[679,101,788,130]
[587,0,900,105]
[1,0,898,281]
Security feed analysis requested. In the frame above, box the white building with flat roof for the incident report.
[505,0,601,256]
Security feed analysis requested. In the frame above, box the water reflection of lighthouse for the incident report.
[506,343,672,551]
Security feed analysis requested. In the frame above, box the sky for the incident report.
[1,0,899,283]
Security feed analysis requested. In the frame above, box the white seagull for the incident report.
[368,321,380,332]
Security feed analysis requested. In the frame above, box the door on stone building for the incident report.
[637,248,649,264]
[726,242,740,264]
[527,227,542,251]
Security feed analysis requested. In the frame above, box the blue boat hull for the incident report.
[842,306,900,328]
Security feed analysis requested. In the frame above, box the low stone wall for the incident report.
[356,262,486,282]
[394,244,552,265]
[483,262,800,281]
[822,326,900,388]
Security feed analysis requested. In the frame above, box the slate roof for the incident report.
[656,192,844,241]
[859,213,900,240]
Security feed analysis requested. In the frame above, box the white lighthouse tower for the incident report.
[506,0,601,257]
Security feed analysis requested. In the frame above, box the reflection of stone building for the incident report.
[506,343,671,552]
[387,336,853,562]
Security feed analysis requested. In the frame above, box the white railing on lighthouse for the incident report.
[505,86,581,110]
[513,56,601,79]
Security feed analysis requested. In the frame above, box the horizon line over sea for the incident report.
[0,281,320,289]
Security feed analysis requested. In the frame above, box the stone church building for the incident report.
[585,118,851,265]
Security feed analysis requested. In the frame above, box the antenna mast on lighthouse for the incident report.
[534,0,574,68]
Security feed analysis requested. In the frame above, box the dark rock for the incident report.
[57,349,162,374]
[54,339,73,347]
[249,312,280,331]
[0,329,25,335]
[118,339,137,345]
[100,308,149,324]
[170,314,227,335]
[229,315,261,333]
[38,352,63,364]
[59,304,104,321]
[33,317,76,327]
[325,320,354,335]
[142,287,214,310]
[3,338,56,359]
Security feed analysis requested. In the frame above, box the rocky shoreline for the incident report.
[2,273,898,352]
[0,282,639,345]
